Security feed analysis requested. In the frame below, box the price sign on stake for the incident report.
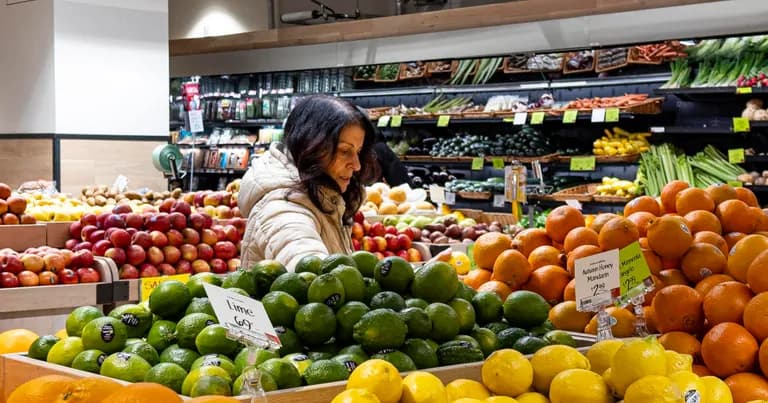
[530,112,545,125]
[729,148,745,164]
[141,274,190,302]
[429,185,446,204]
[390,115,402,127]
[377,116,390,127]
[513,112,527,125]
[445,192,456,205]
[591,108,606,123]
[574,249,620,312]
[187,110,204,133]
[471,157,484,170]
[203,283,282,349]
[617,242,653,306]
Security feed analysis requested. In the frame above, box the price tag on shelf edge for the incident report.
[140,273,190,302]
[728,148,746,164]
[493,194,506,208]
[590,108,606,123]
[733,117,751,133]
[570,156,596,171]
[437,115,451,127]
[563,110,578,124]
[616,241,653,306]
[728,180,743,188]
[429,185,446,204]
[530,111,545,125]
[471,157,484,170]
[737,87,753,94]
[187,110,204,133]
[445,191,456,205]
[565,199,583,211]
[203,283,282,349]
[377,115,391,127]
[513,112,528,125]
[605,107,620,122]
[492,157,505,169]
[390,115,403,127]
[574,248,620,312]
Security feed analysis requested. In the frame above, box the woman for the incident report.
[238,95,380,271]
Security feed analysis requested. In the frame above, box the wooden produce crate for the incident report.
[0,224,47,252]
[45,221,75,248]
[552,184,599,202]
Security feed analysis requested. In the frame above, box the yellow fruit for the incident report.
[378,202,398,215]
[347,359,403,403]
[664,350,693,375]
[401,372,448,403]
[452,399,484,403]
[445,379,490,401]
[333,388,382,403]
[55,328,68,339]
[701,376,733,403]
[623,375,680,403]
[610,336,668,396]
[485,397,518,403]
[367,190,383,206]
[586,339,624,375]
[0,328,38,354]
[481,349,533,397]
[669,371,705,402]
[548,369,612,403]
[388,188,407,204]
[530,345,590,394]
[514,392,549,403]
[448,252,471,275]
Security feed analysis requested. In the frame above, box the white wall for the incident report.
[169,0,269,39]
[53,0,169,135]
[0,0,55,133]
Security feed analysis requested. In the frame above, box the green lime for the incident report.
[191,354,237,379]
[399,307,432,339]
[338,345,368,358]
[405,298,428,309]
[331,353,367,373]
[472,292,503,325]
[307,273,346,310]
[185,297,216,317]
[351,251,378,278]
[234,347,279,376]
[312,340,341,356]
[410,261,458,303]
[262,291,300,327]
[298,271,317,284]
[65,306,103,337]
[28,335,60,361]
[320,253,357,274]
[436,340,484,365]
[470,328,498,357]
[425,339,439,352]
[303,359,350,385]
[543,330,577,347]
[306,351,332,361]
[331,265,366,302]
[108,304,153,339]
[147,320,177,352]
[144,362,188,393]
[512,335,549,354]
[100,352,152,382]
[222,269,257,297]
[190,374,232,397]
[149,281,192,319]
[369,291,406,311]
[81,316,128,354]
[374,257,414,294]
[362,277,382,305]
[449,298,476,334]
[248,259,288,297]
[196,325,241,357]
[295,255,323,274]
[160,344,200,372]
[283,353,313,376]
[233,369,278,395]
[529,319,555,336]
[352,308,407,353]
[335,301,370,343]
[258,358,302,389]
[453,335,481,350]
[484,321,511,335]
[371,350,416,372]
[425,303,459,342]
[274,326,303,356]
[503,290,550,329]
[71,349,106,374]
[270,272,311,304]
[496,327,529,349]
[453,282,477,301]
[401,338,439,369]
[182,366,232,396]
[174,313,218,349]
[123,340,159,365]
[187,272,222,298]
[294,303,336,346]
[125,338,143,346]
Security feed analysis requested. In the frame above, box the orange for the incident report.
[702,322,758,378]
[527,245,564,270]
[695,273,735,297]
[598,217,639,251]
[522,265,570,305]
[754,207,768,232]
[589,213,619,234]
[692,364,713,377]
[548,301,593,332]
[624,195,662,217]
[55,378,124,403]
[661,255,681,270]
[661,180,690,214]
[694,231,729,256]
[491,249,532,289]
[639,237,650,249]
[717,199,758,234]
[186,397,241,403]
[563,279,575,301]
[463,268,492,290]
[626,211,655,237]
[477,280,513,301]
[735,187,760,207]
[0,328,39,354]
[748,250,768,294]
[562,227,599,254]
[102,382,183,403]
[676,187,716,215]
[658,269,689,287]
[647,215,694,258]
[641,275,663,307]
[684,210,723,234]
[725,372,768,403]
[545,205,585,243]
[643,248,663,276]
[512,228,551,258]
[566,245,602,277]
[761,338,768,378]
[680,242,727,283]
[7,375,74,403]
[584,307,635,338]
[744,292,768,342]
[644,306,658,333]
[724,232,748,251]
[473,232,512,270]
[651,284,704,334]
[703,281,754,326]
[726,234,768,282]
[706,183,738,206]
[659,331,702,361]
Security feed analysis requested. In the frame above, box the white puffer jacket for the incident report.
[238,143,353,272]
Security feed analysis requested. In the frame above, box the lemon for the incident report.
[347,359,403,403]
[623,375,679,403]
[610,336,667,396]
[481,349,532,397]
[669,371,705,402]
[665,350,693,375]
[549,369,612,403]
[448,252,471,275]
[452,399,484,403]
[445,379,490,401]
[586,339,623,375]
[333,388,382,403]
[55,328,68,339]
[485,397,518,403]
[530,345,590,394]
[514,393,549,403]
[401,371,448,403]
[701,376,733,403]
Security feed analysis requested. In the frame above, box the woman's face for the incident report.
[323,124,364,193]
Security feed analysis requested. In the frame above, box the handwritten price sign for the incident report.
[140,274,191,302]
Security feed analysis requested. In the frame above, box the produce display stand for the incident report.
[44,221,74,249]
[0,224,47,252]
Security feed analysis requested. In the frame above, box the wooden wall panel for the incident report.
[0,139,53,189]
[59,139,167,195]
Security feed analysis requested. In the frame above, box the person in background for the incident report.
[356,106,411,186]
[238,95,380,271]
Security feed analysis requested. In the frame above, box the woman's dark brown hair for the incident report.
[283,95,380,222]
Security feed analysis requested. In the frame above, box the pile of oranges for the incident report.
[461,180,768,402]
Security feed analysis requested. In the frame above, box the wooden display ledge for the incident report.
[0,224,47,252]
[45,221,74,249]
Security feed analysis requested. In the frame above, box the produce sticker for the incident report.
[616,241,653,306]
[530,112,546,125]
[728,148,745,164]
[574,249,620,312]
[140,273,191,302]
[203,283,282,349]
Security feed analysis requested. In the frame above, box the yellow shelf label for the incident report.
[390,115,402,127]
[437,115,450,127]
[530,112,545,125]
[140,274,191,302]
[728,148,745,164]
[570,156,596,171]
[471,157,484,170]
[563,110,578,124]
[733,117,750,133]
[605,108,620,122]
[492,157,505,169]
[737,87,753,94]
[727,180,743,188]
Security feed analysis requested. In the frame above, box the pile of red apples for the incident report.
[351,212,422,262]
[0,246,100,288]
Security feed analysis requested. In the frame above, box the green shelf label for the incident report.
[728,148,745,164]
[530,112,545,125]
[570,156,596,171]
[733,117,750,133]
[563,110,578,124]
[617,241,653,304]
[377,116,390,127]
[728,180,743,188]
[492,157,505,169]
[605,108,620,122]
[437,115,450,127]
[390,115,402,127]
[471,157,484,170]
[737,87,753,94]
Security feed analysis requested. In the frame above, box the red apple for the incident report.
[59,250,73,267]
[65,239,79,250]
[163,246,181,264]
[188,213,206,231]
[373,252,385,260]
[204,192,223,207]
[180,244,198,261]
[59,268,79,284]
[216,205,234,219]
[20,254,44,273]
[351,223,364,240]
[43,253,66,273]
[407,247,423,262]
[81,225,98,242]
[80,213,98,226]
[126,227,138,237]
[353,211,364,224]
[96,212,111,229]
[73,242,93,252]
[0,254,24,274]
[227,258,240,272]
[232,206,242,217]
[196,244,214,261]
[370,222,386,237]
[193,191,208,207]
[139,263,159,278]
[228,218,246,237]
[112,204,132,215]
[105,247,127,266]
[146,246,164,266]
[410,227,422,240]
[191,259,211,273]
[166,229,183,247]
[168,212,187,231]
[0,272,18,288]
[76,267,100,283]
[398,227,415,240]
[384,234,399,251]
[18,270,39,286]
[92,239,112,257]
[397,234,412,250]
[352,239,361,251]
[385,225,398,235]
[170,200,192,216]
[70,249,95,268]
[362,236,376,252]
[201,213,214,229]
[201,229,218,246]
[181,228,200,245]
[131,231,152,249]
[109,229,131,248]
[158,263,176,276]
[211,226,227,242]
[175,260,192,274]
[373,236,387,253]
[150,231,169,248]
[383,251,395,257]
[158,198,174,213]
[118,264,139,279]
[124,213,144,229]
[396,249,409,260]
[38,271,58,285]
[210,258,227,274]
[125,245,146,266]
[146,214,171,233]
[214,241,237,260]
[103,214,126,230]
[87,229,106,245]
[69,221,84,239]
